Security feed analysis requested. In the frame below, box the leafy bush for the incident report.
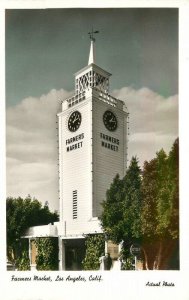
[35,237,59,270]
[16,250,30,271]
[82,234,105,270]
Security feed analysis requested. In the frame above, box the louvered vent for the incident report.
[73,190,78,219]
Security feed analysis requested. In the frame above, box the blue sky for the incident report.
[6,8,178,211]
[6,8,178,106]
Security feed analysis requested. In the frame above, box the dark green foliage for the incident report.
[16,239,30,270]
[100,139,179,270]
[101,174,125,242]
[6,195,59,264]
[167,138,179,239]
[101,157,142,243]
[82,234,105,270]
[141,142,179,269]
[120,247,135,270]
[141,158,158,239]
[141,142,179,241]
[35,237,59,270]
[122,157,142,240]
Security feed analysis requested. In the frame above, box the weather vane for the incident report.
[88,28,99,42]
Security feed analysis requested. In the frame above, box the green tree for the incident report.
[6,195,59,267]
[141,141,179,269]
[167,138,179,240]
[141,150,168,269]
[100,173,125,243]
[101,157,142,266]
[100,139,179,270]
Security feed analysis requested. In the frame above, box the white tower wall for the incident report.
[92,94,127,217]
[58,97,97,235]
[58,87,128,236]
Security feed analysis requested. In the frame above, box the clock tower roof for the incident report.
[88,29,99,65]
[74,32,111,94]
[88,39,95,65]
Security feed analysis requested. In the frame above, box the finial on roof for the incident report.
[88,28,99,42]
[88,28,99,65]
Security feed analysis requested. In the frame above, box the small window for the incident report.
[73,190,78,219]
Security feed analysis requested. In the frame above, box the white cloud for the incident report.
[6,87,178,211]
[112,87,178,164]
[6,88,72,211]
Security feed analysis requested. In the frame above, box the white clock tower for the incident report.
[57,32,129,270]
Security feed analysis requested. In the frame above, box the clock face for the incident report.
[68,111,82,132]
[103,110,117,131]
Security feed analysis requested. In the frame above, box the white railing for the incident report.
[97,89,118,107]
[66,91,86,108]
[62,88,125,110]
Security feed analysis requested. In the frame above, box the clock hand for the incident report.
[109,118,116,123]
[73,116,79,123]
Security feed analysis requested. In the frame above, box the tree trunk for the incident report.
[153,240,163,269]
[141,247,149,270]
[142,239,178,270]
